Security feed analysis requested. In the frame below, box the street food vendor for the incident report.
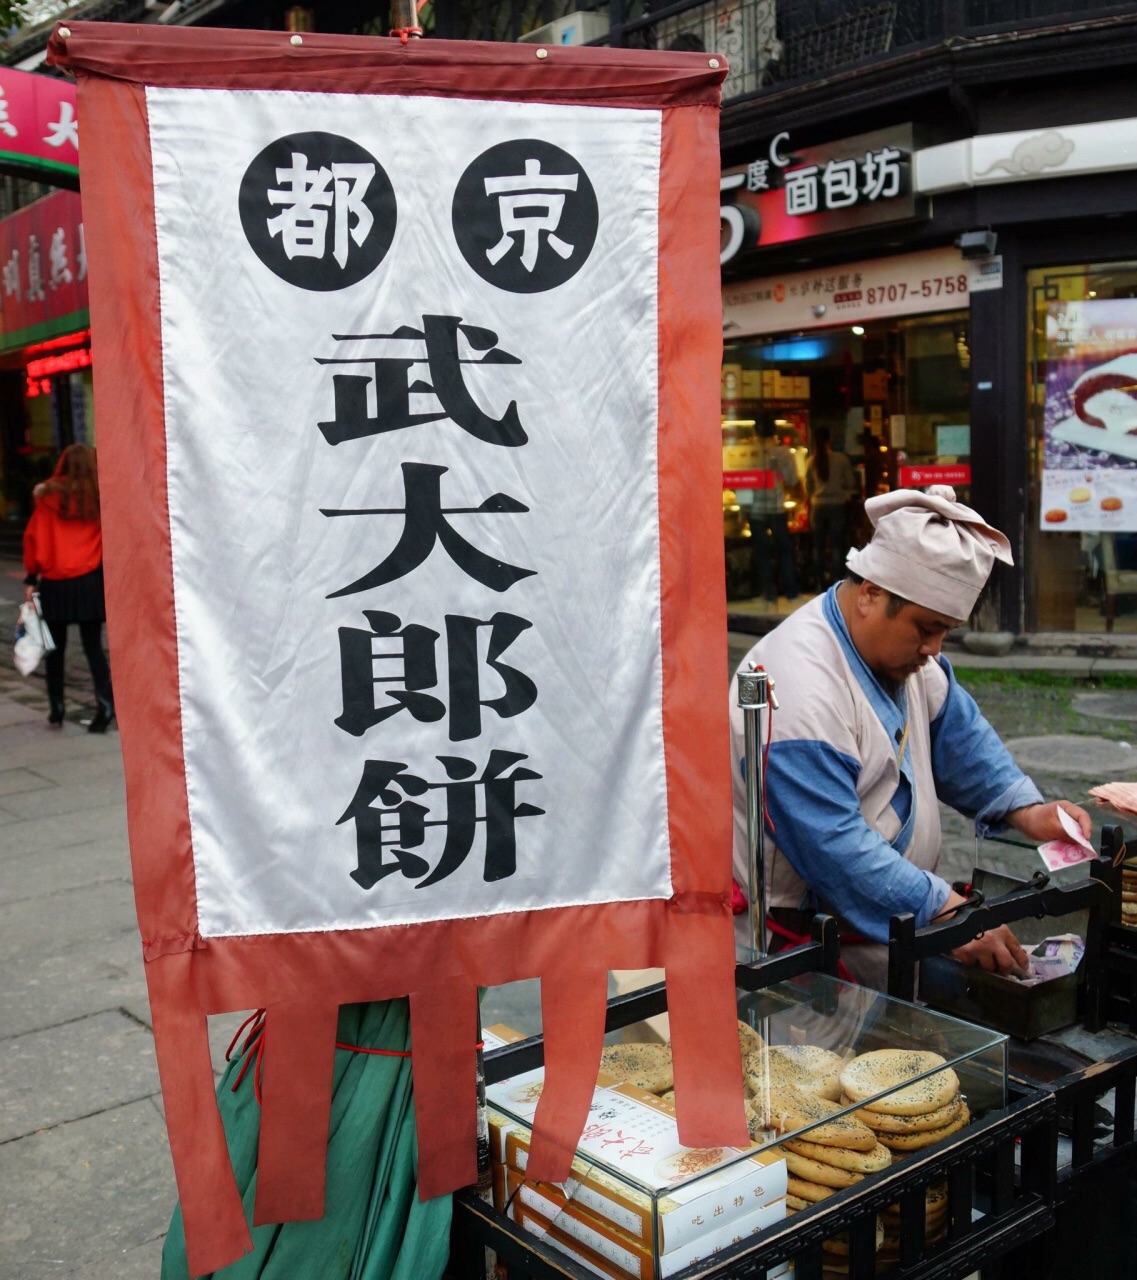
[730,485,1093,989]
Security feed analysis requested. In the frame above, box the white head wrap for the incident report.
[845,486,1013,619]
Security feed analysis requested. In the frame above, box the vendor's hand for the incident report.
[1006,799,1093,846]
[949,926,1031,976]
[934,889,1031,977]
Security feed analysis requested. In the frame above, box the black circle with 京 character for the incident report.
[452,139,598,293]
[239,132,396,291]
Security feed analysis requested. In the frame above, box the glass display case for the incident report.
[484,974,1007,1280]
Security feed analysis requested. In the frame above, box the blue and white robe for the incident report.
[730,588,1043,988]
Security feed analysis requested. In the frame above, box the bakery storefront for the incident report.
[721,245,985,612]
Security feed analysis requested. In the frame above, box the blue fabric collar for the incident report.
[822,586,916,852]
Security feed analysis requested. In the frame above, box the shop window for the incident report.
[721,309,969,613]
[1027,263,1137,633]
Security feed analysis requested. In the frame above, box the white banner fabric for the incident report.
[147,88,668,937]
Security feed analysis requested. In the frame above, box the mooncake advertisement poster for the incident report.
[1041,298,1137,532]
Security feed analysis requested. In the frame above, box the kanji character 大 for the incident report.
[335,609,537,742]
[321,462,536,597]
[317,316,525,448]
[339,751,545,889]
[43,101,78,149]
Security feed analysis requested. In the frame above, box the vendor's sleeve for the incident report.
[765,739,951,942]
[928,658,1044,835]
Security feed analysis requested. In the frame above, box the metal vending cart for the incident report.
[447,667,1070,1280]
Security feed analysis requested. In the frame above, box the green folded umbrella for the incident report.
[161,1000,452,1280]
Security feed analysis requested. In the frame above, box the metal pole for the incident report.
[736,666,776,962]
[390,0,420,34]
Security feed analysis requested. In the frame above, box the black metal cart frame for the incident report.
[884,824,1137,1279]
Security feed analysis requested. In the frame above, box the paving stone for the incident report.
[0,1100,173,1280]
[0,724,122,771]
[0,699,44,727]
[0,879,138,966]
[0,768,57,798]
[0,778,126,823]
[1,843,131,909]
[1004,734,1137,778]
[0,1010,161,1143]
[0,933,147,1041]
[0,802,129,859]
[63,1234,168,1280]
[25,752,126,789]
[1071,691,1137,723]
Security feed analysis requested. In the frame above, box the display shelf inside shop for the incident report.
[482,973,1006,1280]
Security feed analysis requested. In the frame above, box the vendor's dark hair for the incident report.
[846,570,912,618]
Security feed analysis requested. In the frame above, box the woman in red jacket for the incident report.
[23,444,114,731]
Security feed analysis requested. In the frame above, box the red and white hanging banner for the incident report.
[50,24,744,1276]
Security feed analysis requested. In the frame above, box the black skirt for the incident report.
[38,566,106,624]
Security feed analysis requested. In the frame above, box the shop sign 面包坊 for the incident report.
[723,246,982,337]
[721,125,923,264]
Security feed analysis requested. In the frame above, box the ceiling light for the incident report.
[851,325,865,336]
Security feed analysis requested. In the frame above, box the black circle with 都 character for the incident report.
[239,131,396,291]
[452,139,598,294]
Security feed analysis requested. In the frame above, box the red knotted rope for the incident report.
[225,1009,484,1104]
[390,0,427,43]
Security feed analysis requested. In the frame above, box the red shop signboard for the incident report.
[0,187,88,352]
[899,463,971,488]
[0,67,78,183]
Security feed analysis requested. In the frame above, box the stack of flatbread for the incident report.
[839,1049,967,1259]
[600,1021,764,1104]
[839,1050,970,1156]
[1122,863,1137,930]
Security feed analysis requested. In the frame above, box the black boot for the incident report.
[48,698,65,727]
[87,696,114,734]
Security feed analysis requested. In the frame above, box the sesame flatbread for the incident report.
[876,1103,971,1151]
[784,1150,864,1189]
[840,1050,960,1116]
[739,1021,765,1056]
[770,1045,845,1102]
[821,1217,885,1256]
[754,1085,878,1151]
[787,1174,836,1203]
[784,1138,892,1173]
[599,1043,673,1095]
[857,1097,962,1134]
